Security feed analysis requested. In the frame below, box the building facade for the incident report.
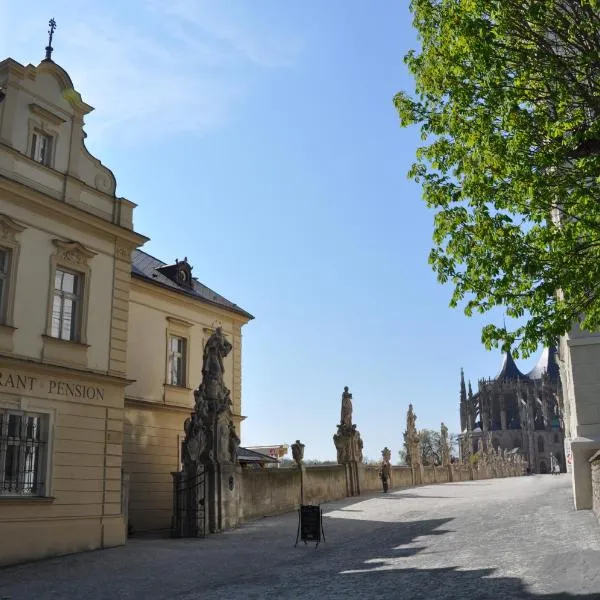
[123,251,253,533]
[0,55,147,565]
[459,349,564,474]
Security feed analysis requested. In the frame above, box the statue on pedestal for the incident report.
[404,404,421,467]
[440,422,450,466]
[333,386,363,495]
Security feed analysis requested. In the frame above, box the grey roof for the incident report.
[238,447,279,464]
[526,347,560,381]
[495,351,527,381]
[131,249,253,320]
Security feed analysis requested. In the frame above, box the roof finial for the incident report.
[45,18,57,61]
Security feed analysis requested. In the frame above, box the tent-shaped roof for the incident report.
[526,347,559,381]
[494,351,527,381]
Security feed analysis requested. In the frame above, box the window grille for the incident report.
[0,410,47,496]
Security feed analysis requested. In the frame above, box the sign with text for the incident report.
[0,370,105,401]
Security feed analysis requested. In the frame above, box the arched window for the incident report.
[538,436,545,453]
[554,434,559,443]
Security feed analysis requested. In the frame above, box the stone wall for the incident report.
[238,460,524,524]
[240,467,301,521]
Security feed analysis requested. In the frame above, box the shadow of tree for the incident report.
[0,511,597,600]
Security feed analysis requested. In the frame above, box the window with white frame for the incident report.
[51,269,82,341]
[168,335,187,386]
[30,130,53,167]
[0,410,48,496]
[0,248,9,324]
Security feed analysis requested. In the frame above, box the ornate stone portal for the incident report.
[333,386,363,496]
[172,327,241,537]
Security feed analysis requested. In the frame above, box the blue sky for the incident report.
[2,1,543,462]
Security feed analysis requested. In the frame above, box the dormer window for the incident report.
[156,257,194,290]
[30,130,53,167]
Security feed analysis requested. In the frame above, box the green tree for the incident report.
[395,0,600,356]
[400,429,457,466]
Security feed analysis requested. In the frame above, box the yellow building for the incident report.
[123,251,253,533]
[0,55,147,565]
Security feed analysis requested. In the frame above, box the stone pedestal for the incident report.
[334,425,363,497]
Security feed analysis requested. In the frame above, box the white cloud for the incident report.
[1,1,302,145]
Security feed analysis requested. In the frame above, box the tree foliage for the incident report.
[396,0,600,356]
[399,428,457,465]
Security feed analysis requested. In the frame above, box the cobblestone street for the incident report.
[1,475,599,599]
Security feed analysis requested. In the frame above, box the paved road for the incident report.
[1,475,599,599]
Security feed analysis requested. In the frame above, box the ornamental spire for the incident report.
[44,18,57,61]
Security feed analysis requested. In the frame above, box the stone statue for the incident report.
[199,327,232,409]
[477,438,484,455]
[407,404,417,435]
[182,327,235,469]
[404,404,421,467]
[340,386,353,429]
[291,440,305,468]
[440,422,450,466]
[355,432,364,463]
[381,447,392,464]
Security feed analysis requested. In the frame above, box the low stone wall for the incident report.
[240,467,301,521]
[240,465,348,520]
[239,460,523,523]
[304,465,347,505]
[589,451,600,521]
[391,466,414,487]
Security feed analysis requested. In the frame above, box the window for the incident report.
[168,335,187,386]
[30,130,53,167]
[554,434,559,443]
[0,410,47,496]
[538,436,545,453]
[51,269,82,341]
[0,248,9,324]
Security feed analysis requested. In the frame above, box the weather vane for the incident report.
[45,18,57,61]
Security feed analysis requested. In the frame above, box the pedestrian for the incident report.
[380,462,391,493]
[550,453,560,475]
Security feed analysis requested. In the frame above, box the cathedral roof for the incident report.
[526,347,559,381]
[494,351,527,381]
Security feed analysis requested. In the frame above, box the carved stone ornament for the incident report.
[53,239,97,267]
[115,244,131,261]
[0,214,26,242]
[181,327,236,470]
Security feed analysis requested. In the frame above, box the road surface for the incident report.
[0,474,598,599]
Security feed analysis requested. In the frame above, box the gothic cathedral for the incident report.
[459,348,565,474]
